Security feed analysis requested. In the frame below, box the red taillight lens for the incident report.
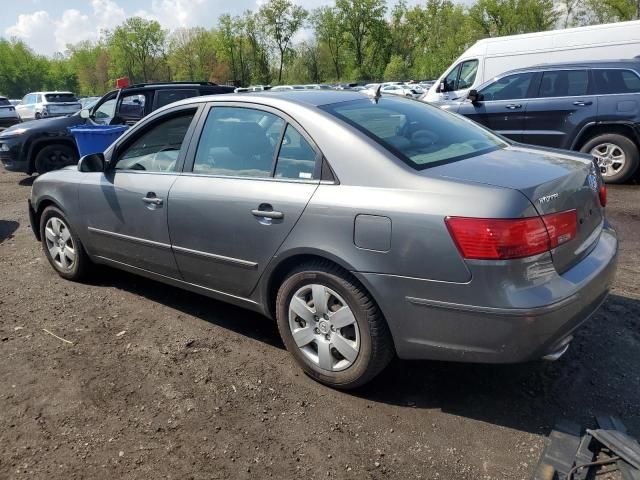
[599,185,607,207]
[445,209,577,260]
[541,210,577,248]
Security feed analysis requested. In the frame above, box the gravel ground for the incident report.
[1,169,639,479]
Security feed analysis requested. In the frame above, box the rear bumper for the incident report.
[356,223,618,363]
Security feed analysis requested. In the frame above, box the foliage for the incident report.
[0,0,636,97]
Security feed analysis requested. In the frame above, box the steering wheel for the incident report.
[410,130,439,148]
[150,147,179,172]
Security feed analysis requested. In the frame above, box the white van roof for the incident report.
[464,20,640,58]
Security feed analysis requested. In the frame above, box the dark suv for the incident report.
[443,60,640,183]
[0,82,234,175]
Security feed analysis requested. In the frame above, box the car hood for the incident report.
[0,114,84,136]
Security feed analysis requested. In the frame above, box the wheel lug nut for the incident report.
[330,326,335,332]
[325,334,330,341]
[314,328,320,334]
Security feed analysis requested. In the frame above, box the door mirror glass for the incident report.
[80,109,90,119]
[78,152,105,172]
[438,82,447,93]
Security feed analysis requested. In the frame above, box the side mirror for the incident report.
[468,89,480,104]
[80,109,90,119]
[78,152,105,172]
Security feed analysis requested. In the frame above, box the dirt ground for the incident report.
[1,169,639,480]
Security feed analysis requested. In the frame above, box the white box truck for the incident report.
[423,20,640,103]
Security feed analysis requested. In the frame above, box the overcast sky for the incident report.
[2,0,472,56]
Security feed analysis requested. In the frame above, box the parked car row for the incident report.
[0,81,234,175]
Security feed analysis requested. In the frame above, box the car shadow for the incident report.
[86,266,284,350]
[82,266,640,437]
[18,176,35,187]
[0,220,19,243]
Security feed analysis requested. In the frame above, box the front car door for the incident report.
[78,104,201,277]
[522,68,596,149]
[457,71,537,142]
[168,103,321,298]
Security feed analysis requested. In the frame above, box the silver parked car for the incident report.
[29,91,617,389]
[15,91,82,120]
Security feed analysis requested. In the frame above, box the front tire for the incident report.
[580,133,639,184]
[40,206,90,281]
[35,144,78,175]
[276,261,394,389]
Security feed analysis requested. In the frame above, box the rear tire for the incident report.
[35,144,78,175]
[276,261,394,389]
[40,206,91,281]
[580,133,639,184]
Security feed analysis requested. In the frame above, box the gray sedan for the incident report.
[29,91,618,389]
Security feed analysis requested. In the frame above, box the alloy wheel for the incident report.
[288,284,360,372]
[591,142,626,178]
[44,217,76,270]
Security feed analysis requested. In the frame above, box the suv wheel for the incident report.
[276,261,394,389]
[35,144,78,175]
[40,206,90,281]
[580,133,639,184]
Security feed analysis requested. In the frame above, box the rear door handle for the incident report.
[251,209,284,219]
[505,104,522,109]
[573,101,593,106]
[142,193,163,206]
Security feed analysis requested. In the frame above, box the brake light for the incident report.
[599,185,607,207]
[445,209,577,260]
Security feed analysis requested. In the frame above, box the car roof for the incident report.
[504,58,640,75]
[172,90,367,109]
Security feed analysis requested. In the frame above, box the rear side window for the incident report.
[45,93,78,102]
[321,97,506,169]
[119,93,146,119]
[538,70,589,97]
[479,72,535,101]
[594,69,640,94]
[193,107,285,177]
[274,125,317,180]
[0,98,10,106]
[154,89,199,109]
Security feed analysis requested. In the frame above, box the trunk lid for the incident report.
[428,145,603,272]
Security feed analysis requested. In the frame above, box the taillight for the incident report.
[445,209,577,260]
[599,185,607,207]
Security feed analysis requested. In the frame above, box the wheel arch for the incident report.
[572,121,640,151]
[31,196,67,241]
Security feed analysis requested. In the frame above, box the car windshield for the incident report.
[321,97,506,169]
[45,93,78,103]
[0,98,10,106]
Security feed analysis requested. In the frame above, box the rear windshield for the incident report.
[0,98,10,106]
[320,97,506,169]
[45,93,78,103]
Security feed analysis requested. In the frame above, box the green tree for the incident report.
[584,0,639,21]
[259,0,308,84]
[168,27,219,81]
[383,54,409,81]
[67,41,111,95]
[107,17,167,83]
[311,6,347,80]
[469,0,560,36]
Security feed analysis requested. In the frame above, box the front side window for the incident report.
[193,107,285,177]
[442,64,461,92]
[457,60,479,90]
[93,99,116,123]
[115,111,196,172]
[274,125,317,179]
[321,97,506,169]
[480,72,535,101]
[594,69,640,94]
[538,70,588,97]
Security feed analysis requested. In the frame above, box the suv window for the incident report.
[193,107,285,177]
[538,70,588,97]
[594,69,640,94]
[0,98,10,107]
[115,111,196,172]
[274,125,317,179]
[457,60,479,90]
[45,93,78,102]
[93,99,116,124]
[480,72,535,101]
[119,93,146,119]
[154,89,199,109]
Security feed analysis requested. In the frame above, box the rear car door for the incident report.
[457,71,536,141]
[78,105,201,277]
[168,104,321,298]
[522,69,596,148]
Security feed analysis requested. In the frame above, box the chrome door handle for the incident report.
[142,197,163,206]
[505,104,522,109]
[251,209,284,219]
[573,101,593,106]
